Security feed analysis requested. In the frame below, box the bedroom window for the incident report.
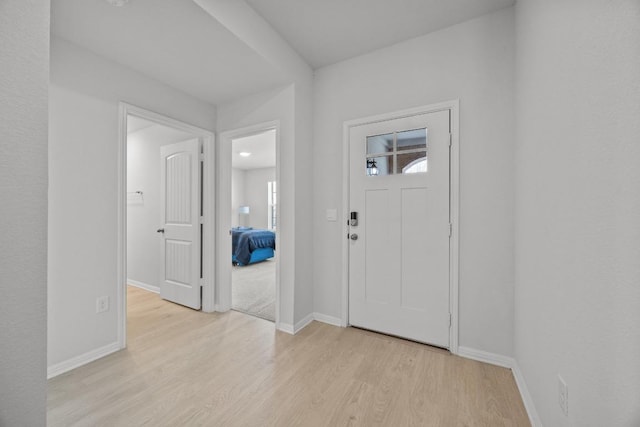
[366,128,428,175]
[267,181,277,230]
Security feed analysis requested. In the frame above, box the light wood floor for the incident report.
[47,286,530,426]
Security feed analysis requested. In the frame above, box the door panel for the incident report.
[364,189,393,304]
[349,110,450,347]
[160,139,201,309]
[401,187,429,311]
[165,153,192,224]
[165,240,193,287]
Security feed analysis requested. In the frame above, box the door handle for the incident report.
[157,228,165,233]
[350,233,358,241]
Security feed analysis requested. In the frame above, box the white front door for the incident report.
[348,110,450,347]
[159,139,201,309]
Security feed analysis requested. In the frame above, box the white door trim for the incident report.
[341,100,460,354]
[117,102,216,349]
[217,121,281,327]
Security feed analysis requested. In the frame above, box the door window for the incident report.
[365,128,427,175]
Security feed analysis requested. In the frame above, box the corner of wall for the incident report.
[0,1,50,423]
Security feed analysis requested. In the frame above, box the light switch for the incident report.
[326,209,337,222]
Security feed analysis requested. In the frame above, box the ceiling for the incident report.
[232,129,276,170]
[127,116,155,134]
[51,0,289,105]
[245,0,515,68]
[51,0,515,105]
[127,116,195,142]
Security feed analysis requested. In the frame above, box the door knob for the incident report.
[157,228,165,233]
[350,233,358,241]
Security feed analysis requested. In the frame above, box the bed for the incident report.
[231,227,276,266]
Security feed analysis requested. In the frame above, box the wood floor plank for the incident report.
[47,286,530,426]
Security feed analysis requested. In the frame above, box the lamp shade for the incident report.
[238,206,250,215]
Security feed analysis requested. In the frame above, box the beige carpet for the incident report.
[231,259,276,322]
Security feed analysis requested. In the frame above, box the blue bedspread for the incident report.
[231,228,276,265]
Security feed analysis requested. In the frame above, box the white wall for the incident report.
[48,38,216,369]
[514,1,640,425]
[292,81,314,324]
[244,167,276,229]
[0,1,49,424]
[231,167,246,227]
[217,81,314,327]
[218,85,296,326]
[205,0,315,328]
[127,126,195,289]
[312,7,516,356]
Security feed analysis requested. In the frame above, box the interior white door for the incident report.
[159,138,201,309]
[348,110,450,347]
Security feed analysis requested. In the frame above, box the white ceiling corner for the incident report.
[51,0,290,105]
[127,116,195,142]
[245,0,516,69]
[51,0,516,105]
[126,115,155,134]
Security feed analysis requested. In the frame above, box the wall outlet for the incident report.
[96,296,109,313]
[558,375,569,416]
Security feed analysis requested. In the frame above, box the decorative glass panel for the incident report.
[366,133,394,155]
[365,128,429,177]
[398,153,427,174]
[397,128,427,151]
[366,155,392,176]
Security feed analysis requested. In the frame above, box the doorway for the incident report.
[126,115,202,307]
[218,122,281,326]
[118,103,215,347]
[343,101,460,352]
[229,129,277,321]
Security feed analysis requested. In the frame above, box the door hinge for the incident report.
[449,133,452,147]
[448,223,453,237]
[199,153,205,161]
[449,313,452,327]
[199,216,204,224]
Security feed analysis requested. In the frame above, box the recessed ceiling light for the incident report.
[239,152,252,157]
[104,0,131,6]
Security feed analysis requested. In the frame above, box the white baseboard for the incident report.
[276,322,294,335]
[47,341,121,379]
[457,346,542,427]
[294,313,315,334]
[276,312,341,335]
[214,303,232,312]
[127,279,159,294]
[313,312,343,327]
[457,346,514,369]
[512,361,543,427]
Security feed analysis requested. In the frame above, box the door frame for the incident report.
[117,102,216,349]
[341,100,460,354]
[217,121,281,326]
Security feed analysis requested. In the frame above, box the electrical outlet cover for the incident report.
[558,375,568,416]
[96,296,109,313]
